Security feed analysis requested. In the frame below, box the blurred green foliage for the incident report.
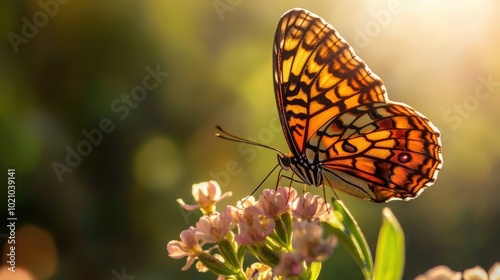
[1,0,499,279]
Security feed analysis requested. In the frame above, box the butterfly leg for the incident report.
[275,168,284,190]
[276,173,303,188]
[322,174,340,201]
[289,173,295,189]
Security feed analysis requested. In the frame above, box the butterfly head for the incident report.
[277,153,291,171]
[277,153,323,187]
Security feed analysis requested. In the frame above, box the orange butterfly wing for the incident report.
[273,8,388,155]
[273,8,442,202]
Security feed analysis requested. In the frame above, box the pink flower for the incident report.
[167,227,204,271]
[416,263,500,280]
[292,220,337,264]
[414,265,462,280]
[177,181,232,215]
[463,265,488,280]
[275,252,304,278]
[231,196,256,224]
[245,263,273,280]
[254,187,297,218]
[235,206,275,245]
[195,206,235,243]
[236,195,256,209]
[292,192,330,221]
[489,262,500,280]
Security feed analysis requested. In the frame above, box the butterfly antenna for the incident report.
[237,163,281,207]
[252,163,280,196]
[215,125,285,156]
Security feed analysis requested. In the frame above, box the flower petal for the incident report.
[464,265,488,280]
[414,265,462,280]
[489,262,500,280]
[167,240,188,259]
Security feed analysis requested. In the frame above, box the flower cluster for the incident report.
[167,181,336,279]
[416,263,500,280]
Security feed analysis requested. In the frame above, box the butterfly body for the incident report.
[278,153,323,186]
[273,8,443,202]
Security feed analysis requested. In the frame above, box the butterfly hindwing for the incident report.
[273,8,443,202]
[313,102,442,201]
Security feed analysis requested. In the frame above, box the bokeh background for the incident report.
[1,0,499,279]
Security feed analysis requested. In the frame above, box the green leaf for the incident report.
[323,199,373,280]
[274,216,290,247]
[198,252,237,276]
[218,239,241,269]
[308,261,322,280]
[247,244,281,268]
[237,243,246,264]
[372,207,405,280]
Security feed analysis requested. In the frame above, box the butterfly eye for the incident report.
[398,153,412,163]
[342,141,358,153]
[278,155,291,170]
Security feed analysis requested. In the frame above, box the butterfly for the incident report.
[272,8,443,202]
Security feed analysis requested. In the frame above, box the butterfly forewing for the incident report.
[273,9,388,155]
[273,8,442,202]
